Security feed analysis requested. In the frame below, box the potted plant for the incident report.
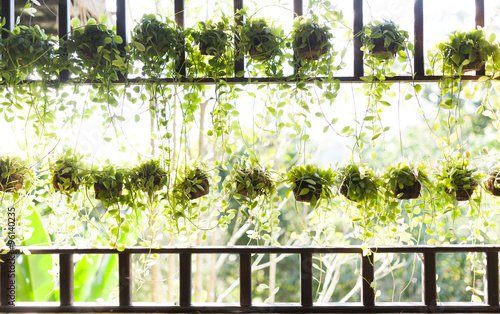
[285,164,335,207]
[90,165,127,202]
[484,170,500,196]
[67,17,124,82]
[192,20,230,56]
[438,29,500,74]
[129,159,167,194]
[435,154,480,201]
[337,163,379,203]
[291,17,332,61]
[383,162,430,200]
[0,156,28,193]
[174,167,210,200]
[237,16,281,61]
[130,14,184,77]
[358,20,409,59]
[51,150,86,193]
[228,165,273,199]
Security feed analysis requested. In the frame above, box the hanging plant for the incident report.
[291,17,332,61]
[90,165,127,202]
[285,164,335,208]
[484,170,500,196]
[130,14,184,78]
[0,156,28,193]
[192,20,230,56]
[129,159,167,194]
[358,20,409,60]
[174,167,210,201]
[237,16,282,62]
[438,29,500,74]
[50,150,86,193]
[383,162,430,200]
[435,154,480,201]
[0,25,59,83]
[228,165,273,199]
[338,163,379,203]
[67,17,124,83]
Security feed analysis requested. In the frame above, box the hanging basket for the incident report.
[394,180,421,200]
[52,173,80,192]
[297,32,328,61]
[448,188,475,201]
[370,39,396,58]
[293,180,322,203]
[462,53,483,71]
[94,182,123,200]
[339,181,356,202]
[188,178,210,200]
[0,173,24,193]
[485,171,500,196]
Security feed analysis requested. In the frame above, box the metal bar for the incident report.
[353,0,363,77]
[361,254,375,306]
[59,254,74,306]
[475,0,485,76]
[485,252,499,306]
[174,0,186,77]
[179,253,192,306]
[0,253,15,306]
[414,0,424,76]
[119,253,132,306]
[294,0,303,17]
[422,252,437,307]
[58,0,71,82]
[116,0,128,48]
[1,0,14,38]
[234,0,244,76]
[300,252,313,307]
[239,253,252,307]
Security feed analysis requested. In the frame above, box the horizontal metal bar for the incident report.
[1,302,499,313]
[4,245,500,255]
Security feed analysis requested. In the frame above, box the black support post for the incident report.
[60,254,74,306]
[118,253,132,306]
[422,252,437,307]
[0,253,15,306]
[239,253,252,307]
[174,0,186,78]
[300,252,313,307]
[1,0,14,38]
[58,0,71,82]
[414,0,424,77]
[234,0,244,76]
[179,253,192,306]
[485,252,499,306]
[361,254,375,306]
[353,0,363,77]
[475,0,485,76]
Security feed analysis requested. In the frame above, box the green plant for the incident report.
[484,170,500,196]
[438,29,500,74]
[90,165,127,203]
[228,165,273,199]
[173,167,210,201]
[338,163,379,203]
[67,18,124,82]
[359,20,409,60]
[129,159,167,194]
[130,14,184,77]
[291,17,332,61]
[435,154,480,201]
[285,164,335,208]
[237,16,281,62]
[0,156,28,193]
[192,20,230,56]
[51,150,86,193]
[383,162,430,199]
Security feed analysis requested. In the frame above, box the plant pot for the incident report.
[339,181,356,202]
[394,180,421,200]
[462,53,483,71]
[370,39,396,58]
[485,171,500,196]
[199,43,222,56]
[297,33,328,61]
[52,173,80,192]
[293,180,322,203]
[448,188,475,201]
[188,178,210,200]
[94,182,123,200]
[0,173,24,193]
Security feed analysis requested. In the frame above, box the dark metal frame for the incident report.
[0,0,489,84]
[0,246,498,313]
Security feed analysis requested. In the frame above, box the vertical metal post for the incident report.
[179,253,192,306]
[361,254,375,306]
[422,252,437,307]
[353,0,364,77]
[485,252,499,306]
[414,0,425,77]
[293,0,303,17]
[174,0,186,77]
[300,252,313,307]
[234,0,244,76]
[0,253,15,306]
[1,0,14,37]
[119,253,132,306]
[475,0,485,76]
[58,0,71,82]
[240,253,252,307]
[60,254,74,306]
[116,0,128,49]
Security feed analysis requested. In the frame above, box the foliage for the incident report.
[438,29,500,75]
[227,165,274,199]
[337,163,379,203]
[285,164,335,208]
[434,153,480,201]
[383,162,430,199]
[0,156,28,193]
[90,165,128,204]
[192,20,230,57]
[359,20,409,60]
[291,17,332,61]
[128,159,167,195]
[50,149,86,194]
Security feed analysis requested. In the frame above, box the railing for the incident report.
[0,0,490,84]
[0,245,498,313]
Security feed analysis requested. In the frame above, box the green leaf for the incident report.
[70,18,80,28]
[99,14,108,24]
